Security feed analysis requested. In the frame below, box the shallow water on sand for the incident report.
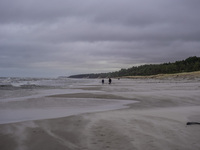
[0,78,137,124]
[0,77,199,124]
[0,98,136,124]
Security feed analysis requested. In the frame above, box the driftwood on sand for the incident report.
[186,122,200,125]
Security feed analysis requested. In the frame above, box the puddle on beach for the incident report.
[0,97,137,124]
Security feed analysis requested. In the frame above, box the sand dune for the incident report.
[123,71,200,79]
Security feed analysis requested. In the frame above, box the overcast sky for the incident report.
[0,0,200,77]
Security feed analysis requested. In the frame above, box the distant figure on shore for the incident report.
[109,78,112,84]
[102,79,104,84]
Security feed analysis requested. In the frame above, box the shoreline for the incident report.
[0,79,200,150]
[1,100,200,150]
[0,96,137,125]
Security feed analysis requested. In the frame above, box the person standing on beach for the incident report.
[102,79,104,84]
[109,78,112,84]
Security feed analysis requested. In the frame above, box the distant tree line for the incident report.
[68,56,200,78]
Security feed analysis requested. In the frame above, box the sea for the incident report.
[0,77,96,100]
[0,77,200,124]
[0,77,136,124]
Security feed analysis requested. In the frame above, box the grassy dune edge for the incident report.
[123,71,200,79]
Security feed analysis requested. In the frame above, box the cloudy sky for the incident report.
[0,0,200,77]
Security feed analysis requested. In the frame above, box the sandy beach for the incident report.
[0,78,200,150]
[123,71,200,80]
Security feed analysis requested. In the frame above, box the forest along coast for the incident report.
[68,56,200,79]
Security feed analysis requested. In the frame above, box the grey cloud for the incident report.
[0,0,200,77]
[0,0,86,24]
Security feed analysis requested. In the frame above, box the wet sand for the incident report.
[0,79,200,150]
